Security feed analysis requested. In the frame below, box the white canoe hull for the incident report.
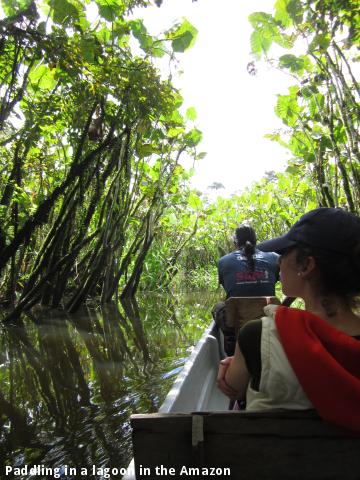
[123,322,228,479]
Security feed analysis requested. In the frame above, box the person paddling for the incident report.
[217,207,360,432]
[213,224,279,355]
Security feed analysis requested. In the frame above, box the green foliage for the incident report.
[2,0,32,16]
[141,169,317,295]
[0,0,201,316]
[1,0,356,312]
[51,0,84,25]
[249,0,360,213]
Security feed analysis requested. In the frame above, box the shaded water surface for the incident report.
[0,293,217,479]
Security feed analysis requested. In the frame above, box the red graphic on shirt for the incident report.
[235,270,268,282]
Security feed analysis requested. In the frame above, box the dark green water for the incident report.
[0,293,218,479]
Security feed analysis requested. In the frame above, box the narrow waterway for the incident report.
[0,293,218,479]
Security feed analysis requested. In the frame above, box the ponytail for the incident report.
[244,240,256,271]
[235,224,257,271]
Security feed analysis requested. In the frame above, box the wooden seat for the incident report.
[225,296,280,335]
[130,410,360,479]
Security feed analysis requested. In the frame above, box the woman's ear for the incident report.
[301,256,316,278]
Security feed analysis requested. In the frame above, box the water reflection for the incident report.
[0,292,217,478]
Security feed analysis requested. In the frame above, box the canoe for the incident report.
[124,297,360,480]
[123,321,229,479]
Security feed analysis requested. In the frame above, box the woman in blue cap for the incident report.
[217,207,360,432]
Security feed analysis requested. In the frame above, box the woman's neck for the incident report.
[304,292,360,335]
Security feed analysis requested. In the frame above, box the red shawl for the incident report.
[275,306,360,432]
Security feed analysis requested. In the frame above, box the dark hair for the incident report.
[295,241,360,311]
[235,225,257,271]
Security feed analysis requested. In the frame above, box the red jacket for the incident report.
[275,306,360,432]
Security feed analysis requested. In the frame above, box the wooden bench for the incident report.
[131,410,360,479]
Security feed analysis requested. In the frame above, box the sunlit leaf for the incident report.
[248,12,273,29]
[52,0,82,24]
[96,0,123,21]
[29,64,56,90]
[274,0,292,27]
[1,0,32,16]
[167,127,183,138]
[250,30,272,60]
[188,192,202,210]
[185,128,202,147]
[129,19,152,51]
[167,19,198,53]
[170,110,184,125]
[186,107,197,121]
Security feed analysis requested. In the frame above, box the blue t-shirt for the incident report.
[218,248,279,298]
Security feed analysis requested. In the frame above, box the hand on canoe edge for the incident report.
[217,356,238,399]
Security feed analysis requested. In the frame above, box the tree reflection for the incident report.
[0,293,215,475]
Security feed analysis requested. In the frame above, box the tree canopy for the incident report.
[249,0,359,211]
[0,0,201,318]
[0,0,358,320]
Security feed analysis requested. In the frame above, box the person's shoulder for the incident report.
[219,251,237,262]
[238,319,262,347]
[239,318,263,335]
[256,249,279,261]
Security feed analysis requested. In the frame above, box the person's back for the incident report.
[218,248,279,298]
[217,224,279,299]
[214,224,279,355]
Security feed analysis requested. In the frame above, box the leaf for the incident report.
[279,54,304,74]
[286,0,303,25]
[309,93,324,117]
[275,0,292,27]
[96,26,112,44]
[310,34,331,51]
[29,64,56,90]
[96,0,123,22]
[167,19,198,53]
[186,107,197,121]
[286,165,300,175]
[303,152,315,163]
[136,143,160,157]
[80,36,101,64]
[185,128,202,147]
[151,44,166,58]
[167,127,183,138]
[129,19,152,51]
[1,0,32,16]
[275,94,299,126]
[264,133,289,148]
[188,192,202,210]
[52,0,81,24]
[301,85,316,98]
[250,30,273,60]
[319,136,332,150]
[248,12,273,29]
[170,110,184,125]
[333,124,347,144]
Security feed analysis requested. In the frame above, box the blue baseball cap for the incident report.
[258,208,360,254]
